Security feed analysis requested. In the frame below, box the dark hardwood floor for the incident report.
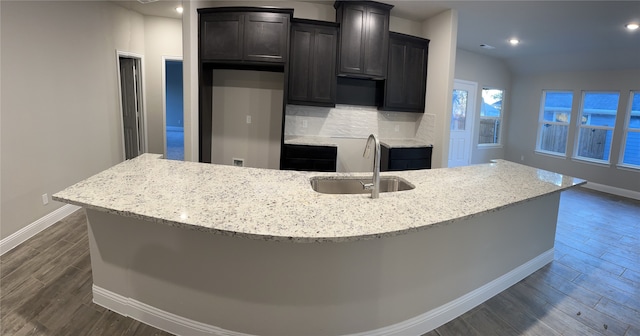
[1,187,638,335]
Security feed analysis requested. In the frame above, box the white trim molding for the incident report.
[0,204,81,255]
[581,182,640,201]
[92,249,554,336]
[92,285,254,336]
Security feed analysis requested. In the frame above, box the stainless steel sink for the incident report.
[310,176,415,195]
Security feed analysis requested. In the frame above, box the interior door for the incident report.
[448,79,477,167]
[119,57,142,160]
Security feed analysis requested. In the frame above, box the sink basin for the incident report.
[310,176,415,195]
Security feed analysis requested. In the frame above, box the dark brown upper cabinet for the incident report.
[199,8,292,65]
[288,19,338,107]
[334,1,393,79]
[381,32,429,113]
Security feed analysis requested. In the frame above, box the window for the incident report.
[537,91,573,155]
[479,88,504,145]
[451,89,468,131]
[574,92,620,163]
[620,91,640,168]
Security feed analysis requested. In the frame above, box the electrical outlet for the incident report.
[302,120,308,128]
[233,158,244,167]
[42,193,49,205]
[246,115,251,124]
[521,155,525,161]
[394,124,400,132]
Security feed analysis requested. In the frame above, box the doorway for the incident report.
[117,53,146,160]
[448,79,477,167]
[163,58,184,161]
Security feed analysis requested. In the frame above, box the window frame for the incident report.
[535,90,573,157]
[478,87,505,148]
[572,91,620,165]
[618,90,640,170]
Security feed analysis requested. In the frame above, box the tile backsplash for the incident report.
[285,104,420,139]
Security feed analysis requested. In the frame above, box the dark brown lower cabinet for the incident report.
[381,145,432,171]
[281,144,337,172]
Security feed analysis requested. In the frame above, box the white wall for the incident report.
[454,48,512,164]
[143,15,183,154]
[416,9,458,168]
[0,1,146,239]
[211,70,283,169]
[505,69,640,193]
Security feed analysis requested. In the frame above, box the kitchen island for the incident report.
[54,154,584,336]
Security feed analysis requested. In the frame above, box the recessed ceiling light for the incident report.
[626,23,639,31]
[509,38,520,46]
[176,6,184,14]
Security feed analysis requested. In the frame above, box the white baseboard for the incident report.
[92,249,554,336]
[581,182,640,201]
[93,285,248,336]
[356,248,554,335]
[0,204,81,256]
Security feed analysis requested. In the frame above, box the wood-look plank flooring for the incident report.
[427,187,640,336]
[1,187,638,335]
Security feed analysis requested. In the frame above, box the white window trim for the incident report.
[617,163,640,171]
[535,91,572,156]
[571,156,611,167]
[572,91,619,163]
[535,149,567,158]
[618,91,640,168]
[478,143,503,149]
[478,88,505,146]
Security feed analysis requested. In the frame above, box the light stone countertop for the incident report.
[284,136,339,147]
[380,139,432,148]
[53,154,585,243]
[284,136,431,149]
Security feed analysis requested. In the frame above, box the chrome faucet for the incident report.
[362,134,381,199]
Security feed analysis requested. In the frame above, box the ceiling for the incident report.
[120,0,640,74]
[111,0,183,19]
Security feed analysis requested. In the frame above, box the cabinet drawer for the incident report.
[283,144,337,160]
[381,145,432,171]
[388,159,430,171]
[389,147,431,160]
[282,158,336,172]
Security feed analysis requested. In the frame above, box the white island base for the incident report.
[86,192,559,336]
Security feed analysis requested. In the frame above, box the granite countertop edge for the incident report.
[53,154,586,243]
[283,136,432,148]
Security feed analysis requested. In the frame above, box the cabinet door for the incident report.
[289,23,337,106]
[363,6,389,78]
[310,27,337,104]
[404,43,427,109]
[338,4,366,75]
[385,40,407,107]
[289,25,313,102]
[383,33,429,112]
[244,13,289,63]
[200,13,243,61]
